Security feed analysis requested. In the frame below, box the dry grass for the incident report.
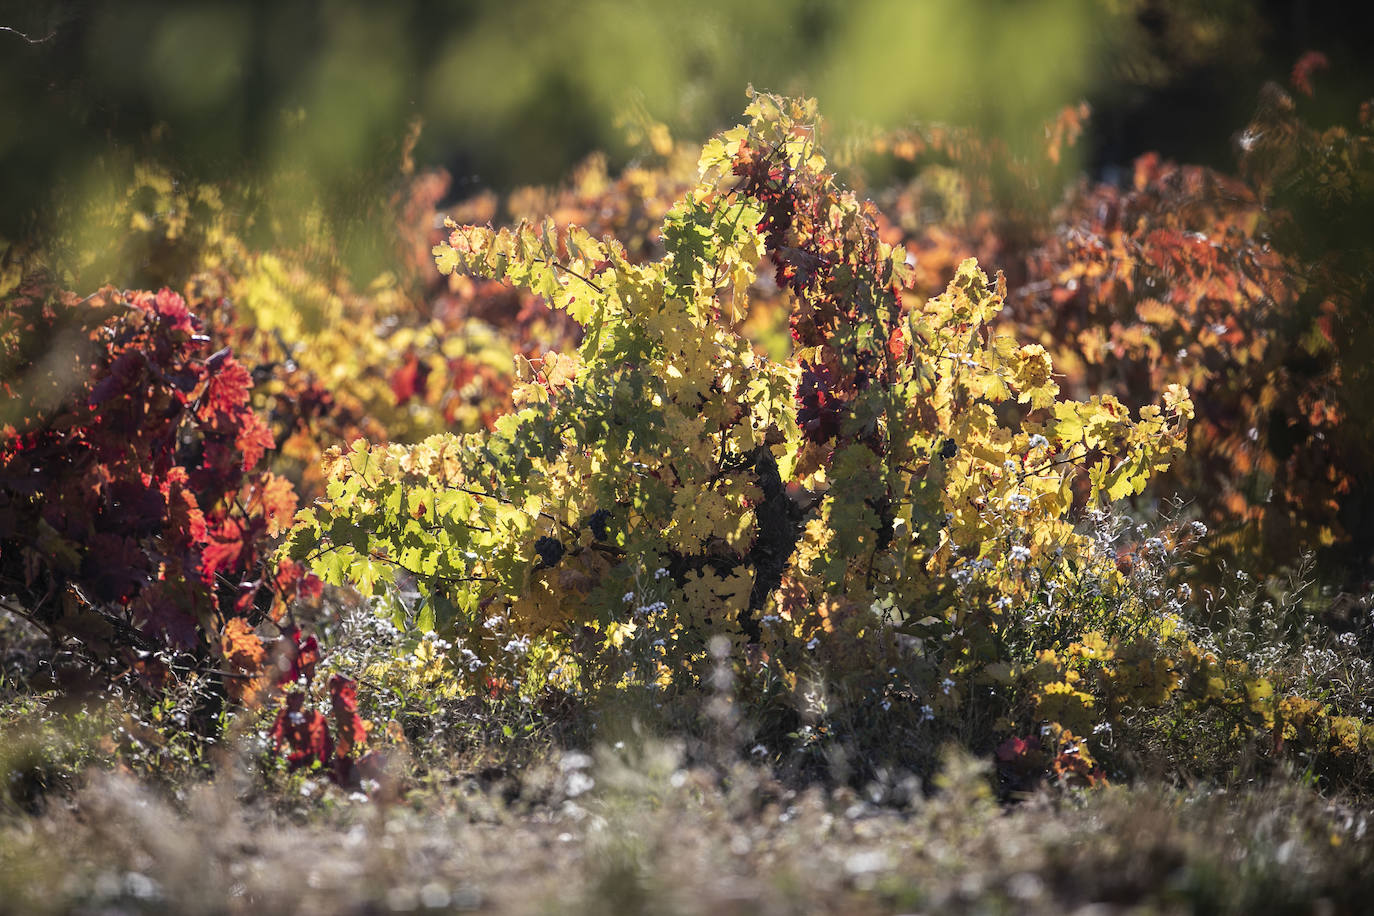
[3,734,1373,915]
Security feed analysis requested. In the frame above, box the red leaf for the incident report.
[329,673,368,757]
[80,532,148,604]
[299,574,323,602]
[279,626,320,685]
[132,582,202,651]
[272,558,323,604]
[235,412,275,472]
[200,517,248,584]
[389,350,431,405]
[270,691,333,770]
[221,617,269,705]
[1291,51,1329,98]
[886,325,905,360]
[246,472,298,538]
[148,288,198,336]
[996,734,1042,762]
[161,468,207,546]
[197,357,253,421]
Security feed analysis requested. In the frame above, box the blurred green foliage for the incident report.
[5,0,1368,265]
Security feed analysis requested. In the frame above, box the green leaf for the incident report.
[416,598,436,633]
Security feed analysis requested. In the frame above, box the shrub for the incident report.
[857,68,1374,582]
[286,93,1204,781]
[0,267,314,688]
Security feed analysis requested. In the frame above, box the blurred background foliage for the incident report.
[2,0,1372,283]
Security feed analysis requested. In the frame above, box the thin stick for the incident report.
[0,25,57,44]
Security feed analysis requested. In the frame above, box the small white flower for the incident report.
[1004,460,1019,472]
[806,637,820,651]
[1190,521,1208,538]
[1145,537,1165,553]
[1028,433,1049,450]
[940,677,956,695]
[995,596,1013,610]
[622,591,636,603]
[654,567,669,579]
[1009,494,1031,513]
[1177,583,1192,602]
[920,705,935,722]
[565,772,595,798]
[1010,545,1032,563]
